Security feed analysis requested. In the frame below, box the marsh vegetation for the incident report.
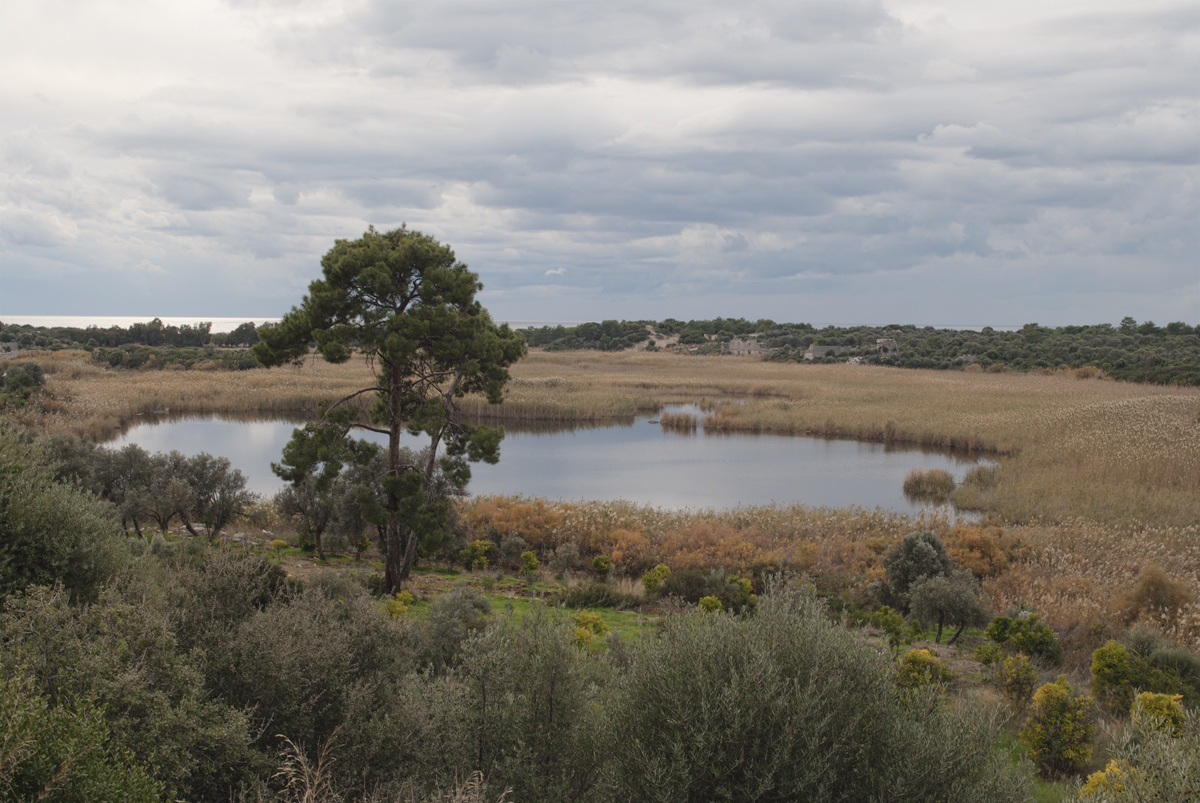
[3,317,1199,801]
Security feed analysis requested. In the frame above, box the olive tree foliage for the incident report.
[910,569,990,645]
[0,585,258,801]
[0,422,126,602]
[0,664,161,803]
[45,434,251,538]
[872,530,956,612]
[254,226,526,592]
[599,579,1032,802]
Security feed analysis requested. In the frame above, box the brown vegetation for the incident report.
[456,494,1200,653]
[27,348,1200,528]
[16,348,1200,652]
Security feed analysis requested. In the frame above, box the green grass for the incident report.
[413,565,461,576]
[995,729,1078,802]
[390,588,659,647]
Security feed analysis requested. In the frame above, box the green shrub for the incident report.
[592,554,614,578]
[1020,676,1098,776]
[1131,692,1183,736]
[1148,646,1200,693]
[0,665,162,802]
[1119,623,1173,656]
[386,590,415,619]
[875,530,955,611]
[986,611,1063,665]
[216,582,424,792]
[897,648,953,689]
[1090,640,1192,715]
[642,563,671,594]
[435,604,606,800]
[601,580,1032,801]
[697,595,723,614]
[422,585,492,671]
[520,550,539,579]
[551,541,580,569]
[909,569,988,644]
[658,568,754,613]
[499,535,527,570]
[997,653,1038,706]
[1079,707,1200,801]
[460,539,496,570]
[0,585,257,800]
[974,642,1004,666]
[0,422,127,602]
[572,610,609,647]
[871,605,909,656]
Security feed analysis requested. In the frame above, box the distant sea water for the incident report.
[0,316,585,334]
[0,315,1017,333]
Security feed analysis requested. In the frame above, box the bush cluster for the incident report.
[1089,639,1198,715]
[985,610,1064,665]
[45,433,252,540]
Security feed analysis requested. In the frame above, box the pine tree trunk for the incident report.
[385,361,404,594]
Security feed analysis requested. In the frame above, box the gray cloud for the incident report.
[0,0,1195,325]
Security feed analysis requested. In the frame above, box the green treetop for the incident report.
[254,226,526,592]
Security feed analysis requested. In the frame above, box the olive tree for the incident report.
[254,226,525,592]
[873,530,956,611]
[909,568,989,644]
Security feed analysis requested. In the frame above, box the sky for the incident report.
[1,0,1197,327]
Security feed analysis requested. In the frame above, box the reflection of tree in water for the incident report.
[112,411,637,440]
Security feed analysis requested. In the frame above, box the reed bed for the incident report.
[456,493,1199,652]
[982,519,1200,653]
[902,468,956,501]
[658,411,698,432]
[22,350,377,439]
[26,349,1200,527]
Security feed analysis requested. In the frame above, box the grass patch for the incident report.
[413,565,460,576]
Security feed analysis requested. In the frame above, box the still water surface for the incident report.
[108,411,991,514]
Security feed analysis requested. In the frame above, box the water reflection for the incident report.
[107,411,993,515]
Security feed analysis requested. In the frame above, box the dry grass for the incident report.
[17,350,377,439]
[981,520,1200,654]
[903,468,957,501]
[457,493,1200,652]
[22,348,1200,528]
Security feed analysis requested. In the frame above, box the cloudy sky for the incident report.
[2,0,1197,326]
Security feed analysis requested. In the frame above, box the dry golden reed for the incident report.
[28,348,1200,528]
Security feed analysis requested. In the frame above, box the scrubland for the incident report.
[6,347,1200,800]
[17,349,1200,649]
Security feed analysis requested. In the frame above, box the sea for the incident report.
[0,316,585,333]
[0,315,1019,333]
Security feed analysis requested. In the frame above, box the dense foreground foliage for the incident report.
[0,424,1041,802]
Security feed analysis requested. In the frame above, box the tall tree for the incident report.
[254,226,525,592]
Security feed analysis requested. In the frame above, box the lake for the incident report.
[107,408,992,515]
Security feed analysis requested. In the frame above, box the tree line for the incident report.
[520,317,1200,385]
[0,318,262,351]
